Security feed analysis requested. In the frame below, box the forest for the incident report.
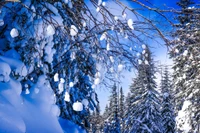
[0,0,199,133]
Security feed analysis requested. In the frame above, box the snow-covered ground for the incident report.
[0,58,85,133]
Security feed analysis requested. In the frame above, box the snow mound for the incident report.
[0,61,11,82]
[0,56,27,77]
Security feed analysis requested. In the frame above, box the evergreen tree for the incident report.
[161,67,176,133]
[103,84,121,133]
[170,0,200,131]
[110,84,121,133]
[119,87,125,132]
[124,92,132,133]
[129,46,162,133]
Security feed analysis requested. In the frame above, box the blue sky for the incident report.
[91,0,198,113]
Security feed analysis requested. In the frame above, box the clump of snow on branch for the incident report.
[70,25,78,36]
[73,101,83,111]
[10,28,19,38]
[127,19,134,30]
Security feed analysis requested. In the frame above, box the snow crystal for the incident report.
[118,64,123,72]
[183,50,188,56]
[136,53,140,57]
[60,78,65,83]
[122,13,127,19]
[127,19,134,30]
[100,32,107,41]
[110,56,114,63]
[106,43,110,51]
[142,44,146,49]
[0,61,11,82]
[102,2,106,6]
[46,25,55,37]
[10,28,19,38]
[64,92,70,102]
[94,78,100,85]
[138,59,142,64]
[69,82,74,87]
[25,89,30,94]
[54,73,59,82]
[82,99,89,107]
[70,25,78,36]
[129,47,132,51]
[96,7,100,12]
[0,19,4,26]
[73,101,83,111]
[114,16,118,21]
[95,72,101,78]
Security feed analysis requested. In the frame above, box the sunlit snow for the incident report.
[10,28,19,38]
[70,25,78,36]
[73,101,83,111]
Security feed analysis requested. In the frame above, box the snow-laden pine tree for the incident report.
[128,46,163,133]
[109,84,121,133]
[170,0,200,131]
[119,87,125,132]
[161,67,176,133]
[124,92,132,133]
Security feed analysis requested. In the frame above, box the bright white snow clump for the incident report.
[10,28,19,38]
[127,19,134,30]
[96,7,100,12]
[69,82,74,87]
[46,25,55,36]
[142,44,146,49]
[54,73,59,82]
[73,101,83,111]
[118,64,123,72]
[100,32,107,41]
[122,13,127,19]
[64,92,70,102]
[70,25,78,36]
[94,78,100,85]
[102,2,106,6]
